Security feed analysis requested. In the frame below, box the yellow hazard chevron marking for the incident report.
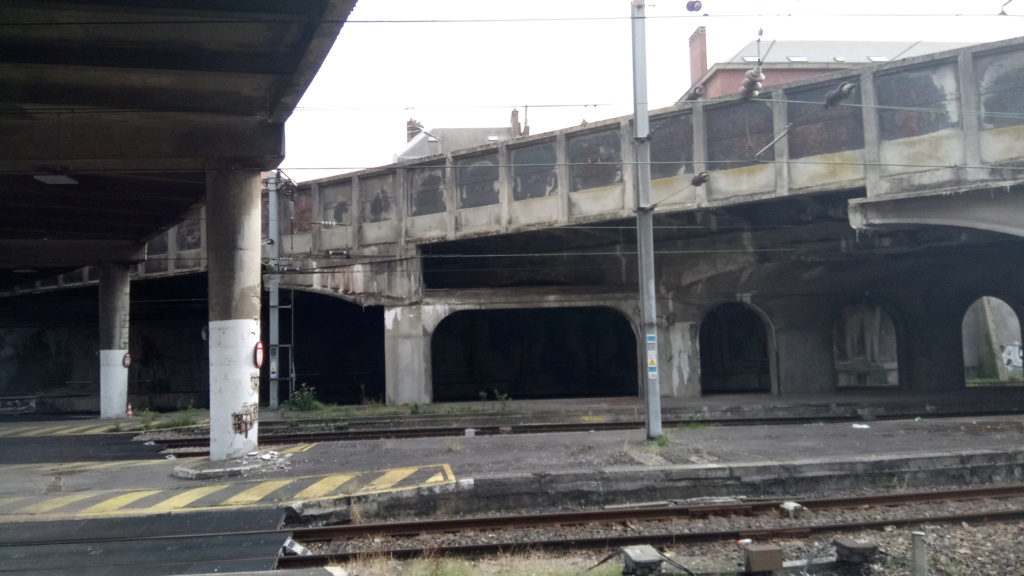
[222,479,292,505]
[17,493,97,514]
[357,467,419,494]
[79,490,163,514]
[147,485,229,511]
[294,474,356,500]
[0,465,457,517]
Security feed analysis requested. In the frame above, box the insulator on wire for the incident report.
[691,172,710,186]
[824,82,857,107]
[686,1,703,12]
[740,66,764,99]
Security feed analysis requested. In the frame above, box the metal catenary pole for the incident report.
[267,171,281,410]
[630,0,662,440]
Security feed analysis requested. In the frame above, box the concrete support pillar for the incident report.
[206,168,262,461]
[98,263,130,418]
[651,300,701,398]
[384,306,432,405]
[759,297,832,395]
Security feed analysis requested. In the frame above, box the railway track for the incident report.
[5,485,1022,568]
[277,484,1024,567]
[151,410,1021,453]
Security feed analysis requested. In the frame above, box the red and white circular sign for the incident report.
[122,353,131,368]
[254,341,264,369]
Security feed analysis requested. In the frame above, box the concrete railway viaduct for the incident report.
[4,34,1024,446]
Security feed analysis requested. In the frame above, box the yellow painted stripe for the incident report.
[0,426,44,437]
[442,464,455,482]
[359,467,419,493]
[80,425,118,435]
[425,473,445,484]
[17,493,97,514]
[21,426,72,437]
[222,480,293,506]
[294,474,356,500]
[79,490,163,514]
[54,424,102,435]
[0,496,31,509]
[281,443,316,453]
[147,485,229,511]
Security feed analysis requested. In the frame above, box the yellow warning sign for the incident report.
[649,359,656,366]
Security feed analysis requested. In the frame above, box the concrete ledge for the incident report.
[352,449,1024,520]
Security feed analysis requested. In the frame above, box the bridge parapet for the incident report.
[16,37,1021,299]
[283,36,1024,273]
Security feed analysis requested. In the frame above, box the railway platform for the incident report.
[2,388,1024,522]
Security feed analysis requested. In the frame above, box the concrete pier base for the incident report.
[98,263,130,419]
[206,168,262,461]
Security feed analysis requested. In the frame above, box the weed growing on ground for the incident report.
[349,500,362,525]
[676,413,709,430]
[650,434,670,448]
[106,423,122,432]
[493,389,511,411]
[284,384,324,411]
[443,438,464,453]
[161,407,200,429]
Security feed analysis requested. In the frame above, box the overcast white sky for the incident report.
[281,0,1022,181]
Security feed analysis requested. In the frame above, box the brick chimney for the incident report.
[407,118,423,142]
[689,26,708,86]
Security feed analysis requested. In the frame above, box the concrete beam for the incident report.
[0,240,146,267]
[849,187,1024,238]
[0,113,284,170]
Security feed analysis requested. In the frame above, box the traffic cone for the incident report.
[126,403,134,418]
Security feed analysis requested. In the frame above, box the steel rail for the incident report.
[278,508,1024,568]
[286,484,1024,542]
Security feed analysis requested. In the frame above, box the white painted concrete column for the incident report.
[98,263,130,418]
[206,168,262,461]
[384,305,432,405]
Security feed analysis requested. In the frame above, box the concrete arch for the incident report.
[698,301,778,395]
[429,306,639,402]
[832,301,901,388]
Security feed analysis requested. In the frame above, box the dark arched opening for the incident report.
[269,292,386,405]
[699,303,770,394]
[431,307,638,401]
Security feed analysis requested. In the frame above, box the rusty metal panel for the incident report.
[360,173,396,223]
[876,62,959,141]
[408,164,446,217]
[288,185,313,233]
[320,181,353,226]
[787,81,864,159]
[176,207,202,251]
[457,153,499,209]
[568,129,622,191]
[512,141,558,200]
[649,113,694,179]
[976,48,1024,129]
[706,99,775,169]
